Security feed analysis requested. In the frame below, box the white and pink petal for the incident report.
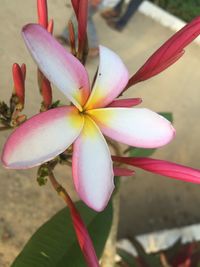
[84,46,129,109]
[72,116,114,211]
[22,24,90,109]
[87,107,175,148]
[2,106,84,169]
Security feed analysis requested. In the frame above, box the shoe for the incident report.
[106,20,124,32]
[101,9,121,20]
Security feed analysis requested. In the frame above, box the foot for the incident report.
[101,9,121,20]
[106,20,124,32]
[88,47,99,58]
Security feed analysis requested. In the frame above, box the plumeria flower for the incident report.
[2,24,175,211]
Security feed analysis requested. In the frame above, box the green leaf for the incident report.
[158,112,173,123]
[131,238,160,267]
[117,249,140,267]
[12,201,113,267]
[128,147,156,158]
[149,0,200,22]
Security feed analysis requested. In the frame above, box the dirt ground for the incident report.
[1,1,200,266]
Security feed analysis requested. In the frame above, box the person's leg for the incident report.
[115,0,143,30]
[101,0,124,19]
[87,6,99,49]
[113,0,125,13]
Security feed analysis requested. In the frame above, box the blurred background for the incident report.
[1,0,200,266]
[150,0,200,22]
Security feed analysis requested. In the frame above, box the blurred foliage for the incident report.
[118,238,200,267]
[150,0,200,22]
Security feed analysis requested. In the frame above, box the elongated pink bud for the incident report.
[15,114,27,125]
[20,63,26,80]
[68,20,76,54]
[108,98,142,108]
[71,0,79,18]
[113,166,135,177]
[77,1,88,43]
[12,63,25,106]
[71,0,88,57]
[112,156,200,184]
[65,192,99,267]
[37,2,52,108]
[47,19,54,34]
[41,76,52,109]
[37,0,48,28]
[127,16,200,88]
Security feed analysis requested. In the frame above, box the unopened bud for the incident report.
[12,63,25,108]
[47,19,54,34]
[37,0,48,28]
[21,63,26,80]
[41,76,52,110]
[68,20,76,55]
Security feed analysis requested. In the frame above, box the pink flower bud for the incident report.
[108,98,142,108]
[71,0,88,55]
[127,16,200,88]
[47,19,54,34]
[64,191,99,267]
[12,63,25,106]
[113,166,135,177]
[41,76,52,109]
[71,0,79,18]
[77,1,88,43]
[37,0,48,29]
[68,20,76,54]
[20,63,26,80]
[113,156,200,184]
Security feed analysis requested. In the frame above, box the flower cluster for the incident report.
[2,22,176,211]
[2,14,200,211]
